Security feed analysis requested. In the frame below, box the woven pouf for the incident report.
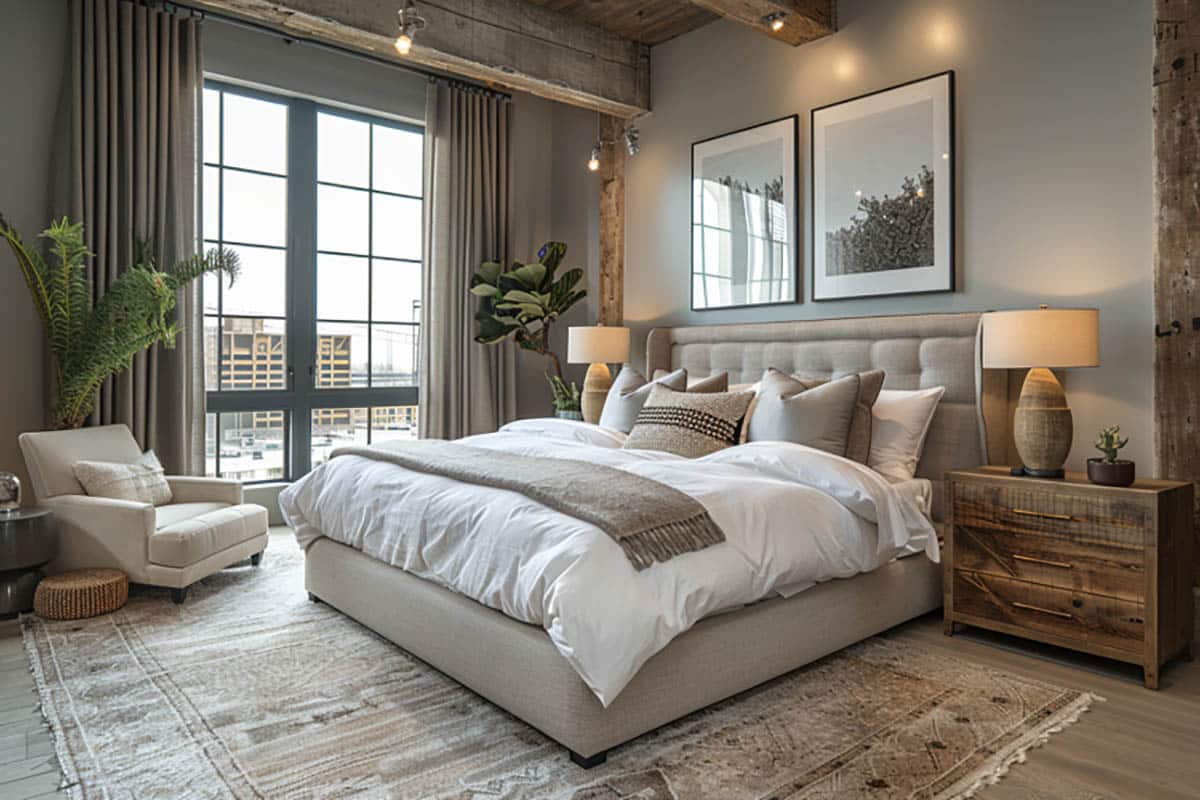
[34,568,129,620]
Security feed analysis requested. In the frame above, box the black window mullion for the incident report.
[289,96,319,480]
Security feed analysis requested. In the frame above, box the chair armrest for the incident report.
[166,476,243,505]
[41,495,156,578]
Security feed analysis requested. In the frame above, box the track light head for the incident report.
[395,0,426,55]
[763,12,786,32]
[623,125,640,157]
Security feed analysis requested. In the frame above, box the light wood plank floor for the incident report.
[0,564,1195,798]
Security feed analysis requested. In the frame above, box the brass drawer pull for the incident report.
[1011,508,1074,522]
[1011,601,1074,620]
[1012,554,1074,570]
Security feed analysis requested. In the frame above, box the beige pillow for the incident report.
[73,450,173,506]
[868,387,946,480]
[786,370,885,463]
[600,369,728,434]
[747,370,862,457]
[623,385,755,458]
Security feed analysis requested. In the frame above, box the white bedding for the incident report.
[279,418,938,706]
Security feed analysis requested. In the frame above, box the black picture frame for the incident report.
[810,71,955,302]
[690,114,801,311]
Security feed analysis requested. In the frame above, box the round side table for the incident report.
[0,508,59,618]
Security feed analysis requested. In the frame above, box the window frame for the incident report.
[203,81,423,483]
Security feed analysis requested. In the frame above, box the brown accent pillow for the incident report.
[623,385,755,458]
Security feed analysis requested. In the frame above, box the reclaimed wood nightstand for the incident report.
[944,466,1194,688]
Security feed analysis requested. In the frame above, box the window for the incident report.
[203,83,423,482]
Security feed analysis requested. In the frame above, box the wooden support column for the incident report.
[1153,0,1200,584]
[598,114,625,326]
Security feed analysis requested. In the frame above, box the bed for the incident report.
[285,311,1011,767]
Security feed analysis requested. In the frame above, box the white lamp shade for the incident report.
[982,308,1100,369]
[568,326,630,364]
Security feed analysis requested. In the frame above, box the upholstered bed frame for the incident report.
[304,311,1010,767]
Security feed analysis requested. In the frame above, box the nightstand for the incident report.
[944,467,1194,689]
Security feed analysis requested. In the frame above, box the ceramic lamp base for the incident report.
[1013,367,1073,476]
[581,362,612,425]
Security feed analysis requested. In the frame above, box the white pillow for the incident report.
[73,450,173,506]
[867,387,945,481]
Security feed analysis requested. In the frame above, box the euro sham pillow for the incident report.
[623,385,755,458]
[747,370,862,457]
[868,386,946,481]
[599,368,727,433]
[73,449,173,506]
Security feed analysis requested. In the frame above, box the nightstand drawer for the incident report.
[952,570,1145,655]
[953,481,1152,547]
[952,525,1145,602]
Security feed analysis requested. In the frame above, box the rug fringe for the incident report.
[939,691,1104,800]
[20,615,84,800]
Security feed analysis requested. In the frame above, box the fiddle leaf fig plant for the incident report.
[471,241,586,396]
[1094,425,1129,464]
[0,215,239,429]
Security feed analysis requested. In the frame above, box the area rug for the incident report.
[22,533,1097,800]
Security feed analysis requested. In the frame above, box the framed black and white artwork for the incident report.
[691,115,799,310]
[811,71,954,301]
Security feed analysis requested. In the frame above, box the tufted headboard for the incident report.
[645,312,1010,522]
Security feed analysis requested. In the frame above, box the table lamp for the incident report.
[982,306,1099,477]
[568,325,631,424]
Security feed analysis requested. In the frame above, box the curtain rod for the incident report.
[160,1,512,101]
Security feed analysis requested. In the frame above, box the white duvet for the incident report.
[279,418,938,706]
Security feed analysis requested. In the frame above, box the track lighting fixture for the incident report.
[623,125,640,157]
[395,0,426,56]
[763,12,786,32]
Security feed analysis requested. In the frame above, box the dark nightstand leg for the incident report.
[569,749,607,769]
[1143,664,1159,690]
[943,619,957,637]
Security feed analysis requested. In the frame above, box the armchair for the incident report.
[19,425,269,603]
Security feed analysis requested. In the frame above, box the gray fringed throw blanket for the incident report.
[331,440,725,570]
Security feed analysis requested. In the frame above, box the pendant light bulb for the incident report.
[764,12,786,32]
[587,143,601,172]
[395,0,426,56]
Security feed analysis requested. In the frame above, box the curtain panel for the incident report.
[58,0,205,474]
[419,80,516,439]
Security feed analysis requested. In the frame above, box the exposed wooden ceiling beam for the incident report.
[187,0,651,118]
[686,0,835,46]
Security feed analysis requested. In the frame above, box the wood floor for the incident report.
[0,553,1196,798]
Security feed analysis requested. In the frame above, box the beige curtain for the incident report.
[419,80,515,439]
[59,0,205,474]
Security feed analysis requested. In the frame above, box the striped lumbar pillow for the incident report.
[623,385,755,458]
[73,450,173,506]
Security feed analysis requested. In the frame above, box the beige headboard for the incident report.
[645,311,1010,522]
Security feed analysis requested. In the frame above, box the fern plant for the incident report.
[0,215,239,429]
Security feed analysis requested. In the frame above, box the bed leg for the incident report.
[308,592,322,604]
[569,749,607,769]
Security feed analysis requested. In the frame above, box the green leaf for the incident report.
[477,261,502,284]
[510,262,547,289]
[501,289,542,305]
[469,284,501,297]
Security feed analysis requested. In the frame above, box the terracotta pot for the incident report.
[1087,458,1135,487]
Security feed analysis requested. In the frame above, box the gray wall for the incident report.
[624,0,1154,471]
[511,96,601,419]
[0,0,67,494]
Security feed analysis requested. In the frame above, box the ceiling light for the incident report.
[763,12,786,32]
[395,0,426,56]
[623,125,640,157]
[587,143,601,172]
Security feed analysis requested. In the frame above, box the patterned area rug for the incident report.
[23,533,1097,799]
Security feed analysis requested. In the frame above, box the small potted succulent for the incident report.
[547,375,583,421]
[1087,425,1135,487]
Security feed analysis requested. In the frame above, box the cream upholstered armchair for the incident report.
[19,424,269,603]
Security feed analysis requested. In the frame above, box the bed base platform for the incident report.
[304,536,942,767]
